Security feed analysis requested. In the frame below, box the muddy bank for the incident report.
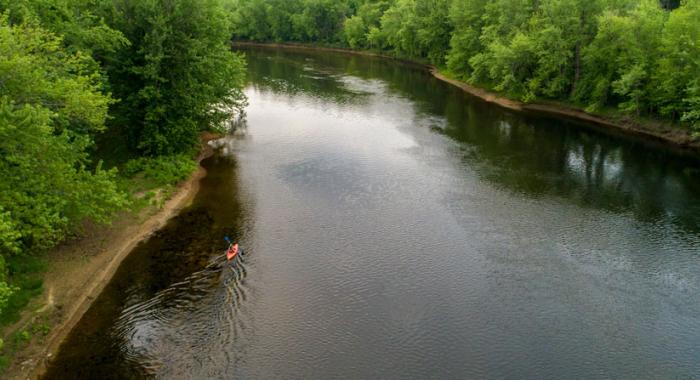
[234,41,700,153]
[1,136,218,380]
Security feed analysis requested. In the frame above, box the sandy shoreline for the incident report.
[234,41,700,153]
[2,137,216,380]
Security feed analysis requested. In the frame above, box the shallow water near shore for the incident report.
[45,47,700,379]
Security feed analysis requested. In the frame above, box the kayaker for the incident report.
[227,243,239,261]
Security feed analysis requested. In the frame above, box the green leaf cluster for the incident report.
[0,0,247,318]
[0,16,129,315]
[103,0,247,156]
[0,19,127,256]
[122,154,198,193]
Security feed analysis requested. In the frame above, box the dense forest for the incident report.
[0,0,245,319]
[230,0,699,130]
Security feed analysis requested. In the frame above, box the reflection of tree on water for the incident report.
[241,46,700,235]
[352,48,700,235]
[225,110,248,134]
[241,48,371,105]
[438,103,700,235]
[209,114,249,158]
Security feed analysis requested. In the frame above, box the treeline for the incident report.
[0,0,245,316]
[230,0,700,131]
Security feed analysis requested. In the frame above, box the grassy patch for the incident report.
[0,354,8,372]
[1,257,45,326]
[119,153,198,195]
[0,315,53,374]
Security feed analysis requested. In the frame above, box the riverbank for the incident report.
[234,41,700,153]
[1,134,219,379]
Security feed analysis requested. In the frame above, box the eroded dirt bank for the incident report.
[234,41,700,153]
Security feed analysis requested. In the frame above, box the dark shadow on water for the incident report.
[241,46,700,236]
[43,152,248,380]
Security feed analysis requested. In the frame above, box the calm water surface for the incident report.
[45,48,700,379]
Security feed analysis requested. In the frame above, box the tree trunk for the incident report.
[571,42,581,98]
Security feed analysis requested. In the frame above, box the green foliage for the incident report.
[231,0,355,43]
[0,257,16,316]
[294,0,352,42]
[13,330,30,345]
[0,255,44,325]
[0,0,245,323]
[377,0,452,63]
[344,14,367,48]
[122,154,198,193]
[0,17,113,135]
[526,0,601,99]
[0,0,129,55]
[0,99,125,252]
[343,1,389,48]
[0,210,21,257]
[577,1,665,113]
[487,32,538,98]
[682,81,700,133]
[655,0,700,121]
[103,0,247,156]
[31,321,50,336]
[0,19,128,260]
[233,0,700,130]
[465,0,538,84]
[445,0,487,79]
[0,282,12,318]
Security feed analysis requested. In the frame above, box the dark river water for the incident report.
[45,48,700,379]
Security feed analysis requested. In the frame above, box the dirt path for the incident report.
[2,137,217,380]
[235,41,700,153]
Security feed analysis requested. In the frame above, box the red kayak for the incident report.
[226,243,239,261]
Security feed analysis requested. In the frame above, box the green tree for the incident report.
[578,0,665,113]
[682,81,700,133]
[0,254,15,314]
[0,19,127,255]
[230,0,276,41]
[445,0,488,79]
[344,14,367,48]
[291,0,351,43]
[0,0,128,56]
[655,0,700,124]
[343,1,390,48]
[526,0,602,99]
[376,0,452,64]
[103,0,248,155]
[230,0,305,41]
[467,0,538,85]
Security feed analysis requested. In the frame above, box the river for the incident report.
[45,47,700,379]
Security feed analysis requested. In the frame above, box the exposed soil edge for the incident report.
[19,136,218,380]
[234,41,700,153]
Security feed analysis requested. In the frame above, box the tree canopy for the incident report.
[102,0,247,155]
[0,16,126,251]
[0,0,246,316]
[230,0,700,132]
